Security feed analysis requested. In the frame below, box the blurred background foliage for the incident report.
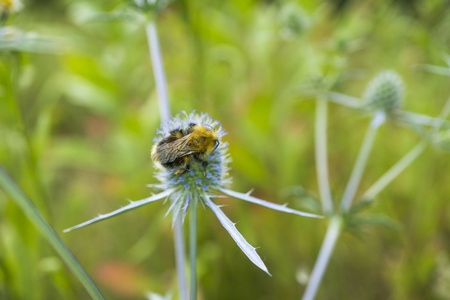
[1,0,450,299]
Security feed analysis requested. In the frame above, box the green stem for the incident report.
[189,195,198,300]
[174,214,188,300]
[302,216,342,300]
[0,166,104,300]
[315,97,334,214]
[145,19,171,124]
[340,112,385,212]
[144,14,189,299]
[362,141,427,200]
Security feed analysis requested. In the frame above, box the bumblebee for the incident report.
[151,123,220,174]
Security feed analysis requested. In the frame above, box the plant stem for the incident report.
[340,112,385,212]
[362,141,426,200]
[189,195,198,300]
[327,92,362,108]
[302,216,342,300]
[398,111,450,128]
[315,97,334,214]
[144,16,188,299]
[434,96,450,132]
[174,214,188,300]
[145,19,171,125]
[0,166,105,300]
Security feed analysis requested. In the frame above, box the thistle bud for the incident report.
[364,70,404,113]
[278,3,310,39]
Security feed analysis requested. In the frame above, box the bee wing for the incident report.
[157,135,197,163]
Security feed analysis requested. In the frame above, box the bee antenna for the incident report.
[204,124,216,131]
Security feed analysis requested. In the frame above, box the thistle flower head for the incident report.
[364,70,404,113]
[152,111,231,193]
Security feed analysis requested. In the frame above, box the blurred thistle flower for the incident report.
[278,3,310,39]
[327,70,450,131]
[364,70,404,113]
[131,0,175,14]
[65,111,322,275]
[0,0,22,15]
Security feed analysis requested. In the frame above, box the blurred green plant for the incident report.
[2,0,450,299]
[302,68,450,300]
[0,2,105,299]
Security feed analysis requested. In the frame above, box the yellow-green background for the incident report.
[1,0,450,299]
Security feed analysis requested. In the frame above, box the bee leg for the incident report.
[174,169,187,175]
[174,158,191,175]
[175,165,190,175]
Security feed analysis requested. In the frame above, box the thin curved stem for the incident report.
[302,216,342,300]
[340,112,385,212]
[327,92,362,108]
[189,196,198,300]
[315,97,334,214]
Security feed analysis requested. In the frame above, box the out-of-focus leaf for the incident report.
[348,199,373,214]
[346,214,402,232]
[281,186,322,215]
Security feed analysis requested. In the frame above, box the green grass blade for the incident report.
[0,165,105,300]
